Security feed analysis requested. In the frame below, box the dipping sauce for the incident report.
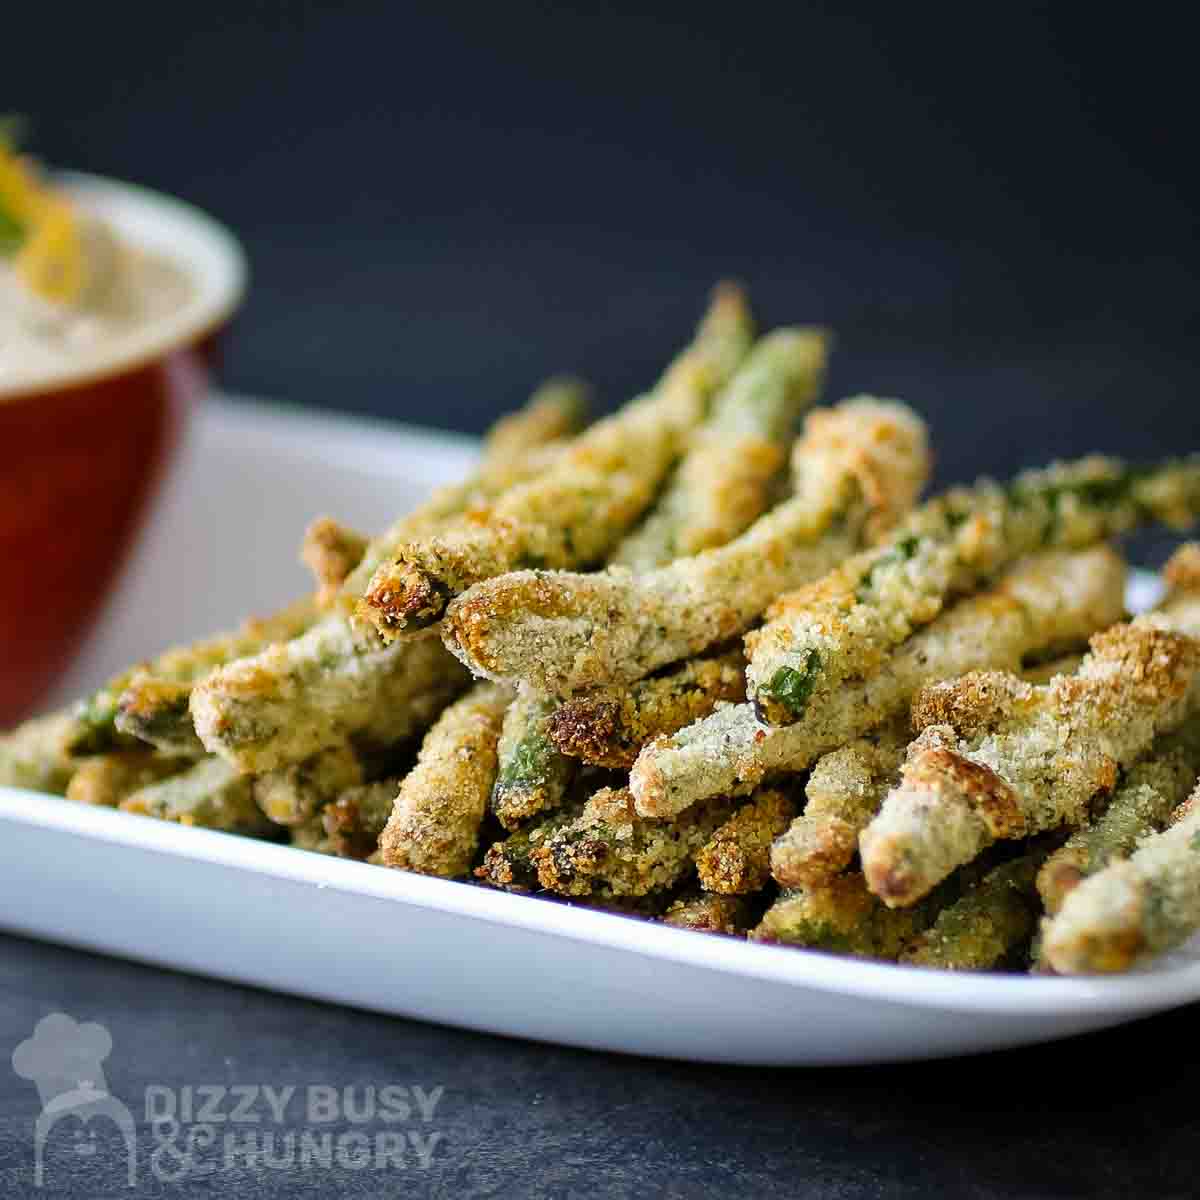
[0,141,193,392]
[0,228,193,389]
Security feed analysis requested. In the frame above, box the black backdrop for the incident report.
[10,2,1199,486]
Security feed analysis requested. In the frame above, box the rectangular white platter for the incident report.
[3,397,1199,1066]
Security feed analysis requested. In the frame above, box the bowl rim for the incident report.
[0,170,248,402]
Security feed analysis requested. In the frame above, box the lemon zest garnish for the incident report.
[0,142,86,305]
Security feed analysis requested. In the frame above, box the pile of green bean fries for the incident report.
[6,282,1200,976]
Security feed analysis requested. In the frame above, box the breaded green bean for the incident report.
[661,892,757,936]
[632,545,1126,817]
[119,757,272,834]
[547,647,746,769]
[610,327,828,571]
[359,286,754,636]
[114,677,204,756]
[773,656,1086,890]
[188,384,587,770]
[474,801,587,891]
[861,612,1200,909]
[530,786,737,898]
[69,596,321,755]
[289,817,339,855]
[0,709,80,794]
[321,776,405,858]
[1042,782,1200,973]
[747,455,1200,726]
[694,787,797,893]
[1038,719,1200,914]
[1159,542,1200,634]
[750,875,942,960]
[478,376,592,462]
[189,400,588,774]
[65,750,187,807]
[334,375,592,616]
[491,684,576,829]
[1164,542,1200,594]
[771,722,908,888]
[192,621,467,773]
[378,682,513,876]
[901,849,1049,970]
[445,398,930,696]
[252,744,364,827]
[302,517,370,606]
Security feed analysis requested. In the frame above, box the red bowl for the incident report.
[0,175,246,726]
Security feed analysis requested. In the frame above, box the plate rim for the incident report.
[4,786,1198,1019]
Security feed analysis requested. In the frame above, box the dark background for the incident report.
[10,2,1200,484]
[5,4,1200,1197]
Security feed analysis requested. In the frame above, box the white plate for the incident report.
[2,398,1197,1066]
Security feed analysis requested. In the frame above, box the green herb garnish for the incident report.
[0,207,23,256]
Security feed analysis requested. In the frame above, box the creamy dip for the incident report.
[0,214,194,391]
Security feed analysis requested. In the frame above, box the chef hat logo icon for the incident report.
[11,1013,136,1188]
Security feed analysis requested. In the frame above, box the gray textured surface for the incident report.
[0,932,1197,1199]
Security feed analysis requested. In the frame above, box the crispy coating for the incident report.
[302,517,370,606]
[777,657,1080,883]
[531,786,737,898]
[474,802,587,891]
[661,892,757,936]
[69,596,321,755]
[631,546,1126,817]
[320,776,405,858]
[333,375,592,614]
[548,648,746,769]
[901,849,1047,970]
[252,744,364,827]
[65,750,187,807]
[747,455,1200,725]
[114,677,204,755]
[359,286,754,636]
[1029,553,1200,908]
[491,684,576,829]
[1037,719,1200,914]
[788,395,933,546]
[750,875,938,960]
[119,757,272,834]
[192,618,467,773]
[771,722,908,887]
[610,327,828,571]
[908,671,1038,741]
[0,709,81,794]
[695,787,797,893]
[1159,543,1200,634]
[1042,781,1200,973]
[378,683,513,876]
[444,398,930,696]
[861,612,1200,908]
[1163,541,1200,593]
